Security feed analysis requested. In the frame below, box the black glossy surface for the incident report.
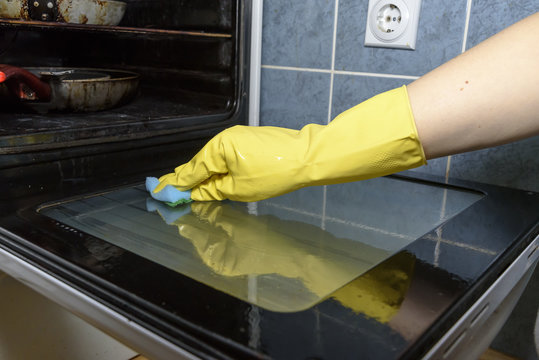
[0,169,538,359]
[38,180,481,313]
[120,0,235,32]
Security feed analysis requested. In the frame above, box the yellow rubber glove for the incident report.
[154,85,426,201]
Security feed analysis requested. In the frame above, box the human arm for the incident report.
[151,13,539,202]
[409,12,539,159]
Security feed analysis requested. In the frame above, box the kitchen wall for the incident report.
[259,0,539,192]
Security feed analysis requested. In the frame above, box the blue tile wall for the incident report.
[450,137,539,192]
[325,177,447,248]
[260,68,331,129]
[466,0,537,49]
[331,74,406,116]
[262,0,336,69]
[259,186,326,222]
[335,0,467,76]
[260,0,539,194]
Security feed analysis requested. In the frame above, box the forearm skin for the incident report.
[408,12,539,159]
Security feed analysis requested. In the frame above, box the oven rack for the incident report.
[0,19,232,40]
[0,82,233,156]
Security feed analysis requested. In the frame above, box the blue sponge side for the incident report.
[146,177,191,204]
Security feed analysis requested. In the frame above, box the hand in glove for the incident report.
[153,86,426,202]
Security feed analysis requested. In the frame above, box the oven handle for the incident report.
[0,64,52,101]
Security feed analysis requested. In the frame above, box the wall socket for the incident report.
[364,0,421,50]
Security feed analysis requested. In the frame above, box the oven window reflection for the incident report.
[39,178,482,313]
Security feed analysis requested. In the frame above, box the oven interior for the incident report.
[0,0,241,158]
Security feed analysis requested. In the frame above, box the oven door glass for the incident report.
[39,176,483,312]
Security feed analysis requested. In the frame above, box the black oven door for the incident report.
[0,0,249,171]
[0,167,538,359]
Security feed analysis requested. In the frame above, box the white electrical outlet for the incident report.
[364,0,421,50]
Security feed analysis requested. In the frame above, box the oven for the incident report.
[0,0,250,171]
[0,1,538,359]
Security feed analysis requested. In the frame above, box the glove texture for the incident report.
[154,86,426,201]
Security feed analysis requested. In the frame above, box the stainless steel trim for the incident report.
[0,243,200,360]
[248,0,263,127]
[422,234,539,360]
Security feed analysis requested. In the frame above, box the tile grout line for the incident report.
[322,0,340,230]
[321,185,327,230]
[265,201,415,240]
[327,0,339,126]
[461,0,474,54]
[261,64,419,80]
[336,69,419,80]
[261,65,332,73]
[444,156,452,184]
[265,200,498,254]
[434,188,449,267]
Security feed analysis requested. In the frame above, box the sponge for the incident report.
[145,177,192,207]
